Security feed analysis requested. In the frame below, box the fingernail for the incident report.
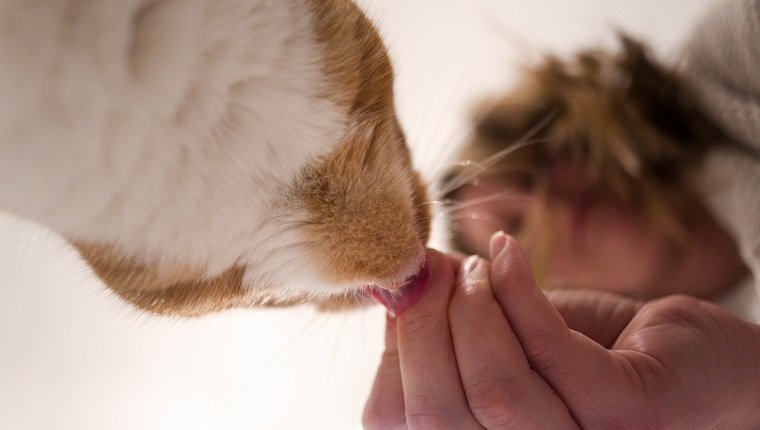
[459,255,487,295]
[489,231,509,260]
[370,255,434,318]
[462,255,481,275]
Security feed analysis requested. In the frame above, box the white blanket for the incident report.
[684,0,760,321]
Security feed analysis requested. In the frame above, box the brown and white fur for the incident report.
[0,0,430,316]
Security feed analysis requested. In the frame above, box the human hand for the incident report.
[363,245,579,429]
[364,233,760,429]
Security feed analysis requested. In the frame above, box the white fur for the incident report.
[0,0,349,295]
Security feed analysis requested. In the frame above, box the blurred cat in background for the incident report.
[446,35,756,305]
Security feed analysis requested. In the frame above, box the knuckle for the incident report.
[520,333,557,372]
[404,393,457,430]
[362,402,405,430]
[641,295,706,327]
[405,412,479,430]
[405,412,452,430]
[464,377,524,428]
[654,294,701,311]
[397,312,439,340]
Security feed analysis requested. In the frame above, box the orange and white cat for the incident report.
[0,0,430,315]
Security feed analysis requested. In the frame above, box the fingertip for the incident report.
[456,255,490,297]
[491,234,533,288]
[489,230,509,260]
[488,234,570,360]
[487,242,626,416]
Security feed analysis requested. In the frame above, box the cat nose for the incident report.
[369,251,432,316]
[377,245,427,291]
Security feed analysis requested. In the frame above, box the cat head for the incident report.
[74,0,430,316]
[446,35,726,258]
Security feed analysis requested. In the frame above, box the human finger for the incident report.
[363,315,407,430]
[449,254,579,429]
[395,249,483,429]
[488,232,633,427]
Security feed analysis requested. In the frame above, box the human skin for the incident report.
[453,161,748,300]
[363,233,760,429]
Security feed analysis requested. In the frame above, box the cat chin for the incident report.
[238,247,428,313]
[243,248,428,311]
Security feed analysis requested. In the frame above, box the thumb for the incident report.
[488,232,633,424]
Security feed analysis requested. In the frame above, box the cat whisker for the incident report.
[433,140,531,199]
[420,116,481,185]
[418,91,491,169]
[305,313,348,422]
[417,63,479,165]
[446,211,506,231]
[416,89,543,191]
[411,24,473,161]
[477,2,539,62]
[427,189,529,217]
[433,110,557,199]
[423,190,519,210]
[217,311,328,415]
[409,28,504,185]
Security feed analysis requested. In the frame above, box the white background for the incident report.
[1,1,714,429]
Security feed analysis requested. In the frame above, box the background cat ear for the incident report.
[617,33,724,148]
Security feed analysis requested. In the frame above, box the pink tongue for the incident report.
[369,262,431,317]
